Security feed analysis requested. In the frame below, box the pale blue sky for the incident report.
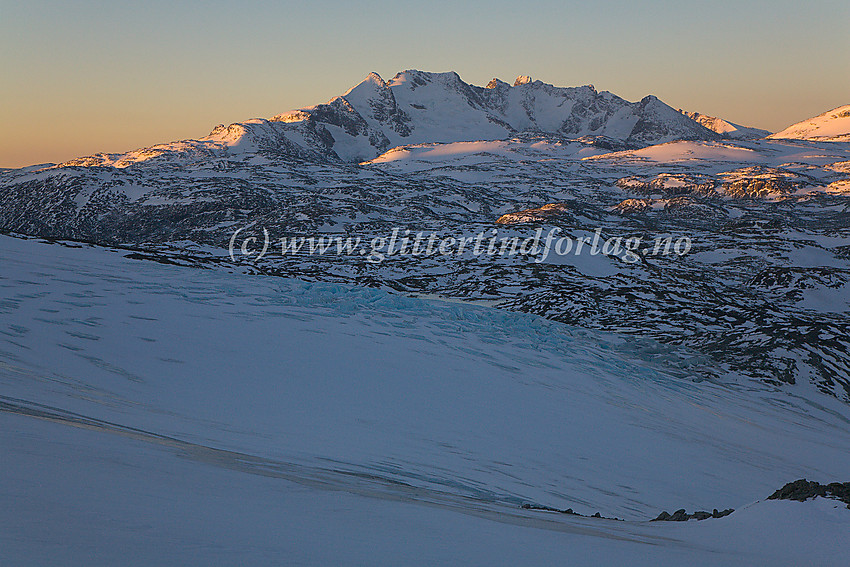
[2,0,848,166]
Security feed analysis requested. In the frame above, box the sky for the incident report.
[1,0,848,168]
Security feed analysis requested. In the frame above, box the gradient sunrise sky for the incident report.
[2,0,848,168]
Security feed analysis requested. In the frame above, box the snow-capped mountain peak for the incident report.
[679,110,771,139]
[259,70,720,161]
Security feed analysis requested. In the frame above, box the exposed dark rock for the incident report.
[521,503,577,515]
[615,174,717,198]
[723,177,801,198]
[652,479,850,523]
[767,479,850,506]
[496,203,575,225]
[521,503,620,521]
[652,507,733,522]
[612,198,652,215]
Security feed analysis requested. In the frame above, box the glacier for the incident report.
[1,234,849,565]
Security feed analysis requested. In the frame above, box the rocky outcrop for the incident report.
[767,479,850,506]
[722,176,803,198]
[652,479,850,523]
[520,503,622,521]
[615,174,716,197]
[495,203,575,225]
[652,508,734,522]
[612,198,652,215]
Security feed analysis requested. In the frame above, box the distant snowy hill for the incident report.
[769,105,850,142]
[679,110,770,139]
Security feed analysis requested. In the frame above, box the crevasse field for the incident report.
[1,234,848,566]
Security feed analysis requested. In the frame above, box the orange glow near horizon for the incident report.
[2,1,848,168]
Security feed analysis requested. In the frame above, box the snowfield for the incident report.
[2,234,849,565]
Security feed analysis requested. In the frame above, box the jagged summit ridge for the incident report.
[308,69,720,160]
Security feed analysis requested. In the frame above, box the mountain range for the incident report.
[39,71,850,171]
[55,70,751,167]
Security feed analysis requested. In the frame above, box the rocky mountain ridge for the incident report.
[52,70,726,167]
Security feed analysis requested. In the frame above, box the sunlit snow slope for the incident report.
[769,105,850,142]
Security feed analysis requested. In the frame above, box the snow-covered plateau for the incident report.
[1,71,849,565]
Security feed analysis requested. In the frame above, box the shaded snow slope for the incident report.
[1,235,849,564]
[4,412,849,567]
[1,236,848,513]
